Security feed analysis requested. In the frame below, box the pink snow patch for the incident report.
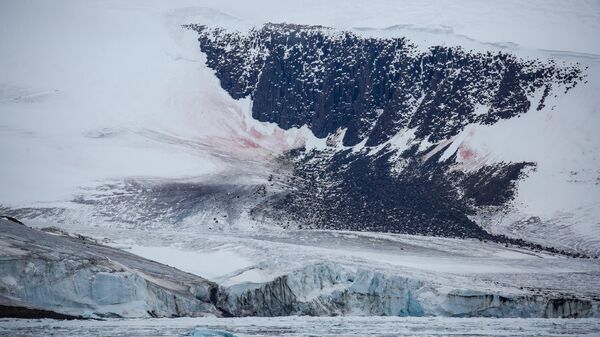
[458,145,477,161]
[249,127,265,140]
[238,137,260,149]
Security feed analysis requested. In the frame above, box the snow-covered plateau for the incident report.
[1,0,600,335]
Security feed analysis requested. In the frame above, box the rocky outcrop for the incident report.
[254,146,537,241]
[184,23,586,248]
[186,23,582,146]
[2,24,585,250]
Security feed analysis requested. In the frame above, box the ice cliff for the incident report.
[1,218,598,319]
[219,263,599,318]
[0,218,222,318]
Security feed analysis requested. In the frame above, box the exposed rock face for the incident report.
[0,219,222,318]
[218,263,599,318]
[185,23,585,247]
[186,23,582,146]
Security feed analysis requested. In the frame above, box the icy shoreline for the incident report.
[2,218,599,319]
[0,219,222,318]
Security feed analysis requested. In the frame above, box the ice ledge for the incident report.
[0,219,221,318]
[219,262,599,318]
[1,219,598,319]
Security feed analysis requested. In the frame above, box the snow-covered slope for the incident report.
[0,0,315,208]
[0,218,223,318]
[0,1,599,268]
[1,1,600,325]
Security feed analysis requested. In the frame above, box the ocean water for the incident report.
[2,316,600,337]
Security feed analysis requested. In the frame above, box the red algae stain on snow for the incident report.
[459,146,477,161]
[249,127,265,140]
[178,88,305,154]
[237,137,260,149]
[454,142,492,172]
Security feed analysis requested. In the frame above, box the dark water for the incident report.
[2,316,600,337]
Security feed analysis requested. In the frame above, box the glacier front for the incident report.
[2,218,599,319]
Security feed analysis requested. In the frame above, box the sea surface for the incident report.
[2,316,600,337]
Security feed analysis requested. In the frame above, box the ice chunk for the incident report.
[191,329,236,337]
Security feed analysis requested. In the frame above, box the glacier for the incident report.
[2,218,599,319]
[0,218,222,318]
[219,263,598,318]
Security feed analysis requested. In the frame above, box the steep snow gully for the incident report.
[1,219,599,319]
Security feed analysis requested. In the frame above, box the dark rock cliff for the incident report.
[185,23,584,247]
[186,23,582,146]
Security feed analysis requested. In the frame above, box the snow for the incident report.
[0,0,307,207]
[1,1,599,332]
[1,0,599,254]
[11,218,600,320]
[127,244,255,282]
[95,225,600,306]
[448,63,600,253]
[172,0,600,55]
